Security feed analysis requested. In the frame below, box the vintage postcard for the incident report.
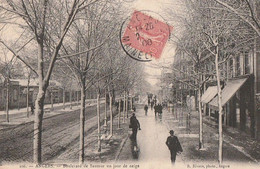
[0,0,259,169]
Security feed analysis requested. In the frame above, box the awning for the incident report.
[208,77,248,109]
[201,86,218,104]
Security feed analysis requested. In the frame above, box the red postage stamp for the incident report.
[121,10,173,59]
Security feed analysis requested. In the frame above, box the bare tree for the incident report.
[212,0,260,37]
[0,0,101,164]
[57,0,124,163]
[167,0,256,163]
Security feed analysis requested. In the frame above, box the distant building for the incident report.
[0,78,81,110]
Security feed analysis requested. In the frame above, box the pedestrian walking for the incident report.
[144,104,148,115]
[166,130,183,164]
[154,104,158,116]
[129,113,141,141]
[158,104,163,115]
[151,101,154,109]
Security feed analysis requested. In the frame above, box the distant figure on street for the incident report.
[129,113,141,141]
[144,105,148,115]
[132,105,136,112]
[31,103,35,115]
[158,104,163,115]
[151,101,154,109]
[154,104,158,116]
[166,130,183,164]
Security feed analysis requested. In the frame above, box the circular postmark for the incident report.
[119,10,173,62]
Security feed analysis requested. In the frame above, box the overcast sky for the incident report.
[0,0,184,89]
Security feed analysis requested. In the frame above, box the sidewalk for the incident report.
[167,106,260,164]
[0,102,77,122]
[202,110,260,162]
[0,100,105,129]
[0,98,105,121]
[116,105,259,169]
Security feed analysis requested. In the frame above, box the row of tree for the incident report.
[165,0,259,164]
[0,0,144,164]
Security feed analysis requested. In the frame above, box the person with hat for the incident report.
[166,130,183,164]
[130,113,141,141]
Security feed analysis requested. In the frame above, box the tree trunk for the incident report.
[198,83,204,149]
[79,85,86,164]
[27,79,30,118]
[33,87,45,163]
[77,91,79,106]
[126,93,128,118]
[109,93,113,136]
[70,89,72,109]
[63,88,65,110]
[104,89,107,127]
[180,85,183,125]
[6,80,9,123]
[130,97,133,110]
[215,45,223,164]
[51,92,53,110]
[118,99,121,128]
[33,42,45,164]
[97,93,101,152]
[123,91,126,123]
[18,85,20,111]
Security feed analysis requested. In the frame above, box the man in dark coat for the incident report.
[166,130,183,164]
[158,104,163,115]
[130,113,141,141]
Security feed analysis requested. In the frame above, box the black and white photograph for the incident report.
[0,0,259,169]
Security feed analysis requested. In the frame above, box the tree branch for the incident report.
[0,39,38,75]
